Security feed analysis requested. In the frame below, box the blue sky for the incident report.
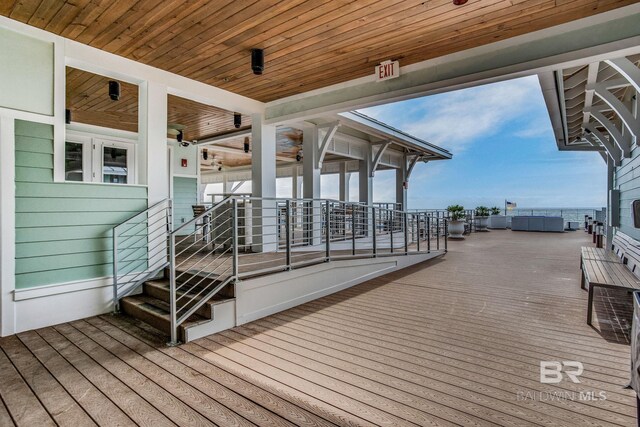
[357,75,607,210]
[214,76,607,209]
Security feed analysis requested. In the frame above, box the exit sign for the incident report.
[375,60,400,82]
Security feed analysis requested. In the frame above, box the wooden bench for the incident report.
[581,232,640,325]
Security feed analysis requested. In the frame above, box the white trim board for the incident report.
[265,5,640,123]
[0,116,16,336]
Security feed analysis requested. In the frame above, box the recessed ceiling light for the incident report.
[453,0,468,5]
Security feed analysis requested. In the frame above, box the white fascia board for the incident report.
[338,111,452,159]
[0,15,264,116]
[265,5,640,124]
[64,40,264,115]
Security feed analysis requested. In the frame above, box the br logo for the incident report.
[540,361,584,383]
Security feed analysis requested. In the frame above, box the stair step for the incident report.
[165,268,235,298]
[120,295,210,342]
[143,279,231,318]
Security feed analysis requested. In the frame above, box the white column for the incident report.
[359,146,374,238]
[251,113,277,252]
[396,156,408,210]
[339,162,350,202]
[139,81,169,270]
[291,166,300,199]
[222,174,233,194]
[0,116,16,336]
[303,125,322,245]
[138,81,169,204]
[359,145,373,205]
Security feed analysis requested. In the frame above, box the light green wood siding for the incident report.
[15,120,148,289]
[615,144,640,241]
[173,177,197,234]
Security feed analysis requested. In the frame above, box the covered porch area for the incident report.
[1,230,634,426]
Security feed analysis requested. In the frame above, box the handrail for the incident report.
[113,198,173,232]
[112,198,172,313]
[173,195,232,235]
[114,195,449,345]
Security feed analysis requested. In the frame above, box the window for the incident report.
[64,141,83,181]
[64,134,135,184]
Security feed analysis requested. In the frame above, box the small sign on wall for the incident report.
[375,60,400,82]
[181,158,188,168]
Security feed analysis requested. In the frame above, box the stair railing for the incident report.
[162,195,447,345]
[167,196,234,344]
[112,198,172,312]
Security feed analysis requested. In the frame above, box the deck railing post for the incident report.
[416,213,421,253]
[372,207,377,257]
[112,229,119,313]
[285,199,291,269]
[168,232,178,345]
[436,217,440,251]
[232,198,239,278]
[404,212,409,254]
[390,210,394,254]
[351,204,356,256]
[427,214,431,253]
[325,200,331,261]
[445,219,448,252]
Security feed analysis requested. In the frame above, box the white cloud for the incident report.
[361,76,543,153]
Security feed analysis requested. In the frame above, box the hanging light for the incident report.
[234,112,242,129]
[202,149,208,160]
[65,109,71,124]
[243,136,250,153]
[453,0,467,4]
[251,48,264,75]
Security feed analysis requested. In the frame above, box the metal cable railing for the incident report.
[114,196,447,344]
[112,199,172,312]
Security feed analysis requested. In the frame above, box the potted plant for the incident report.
[475,206,490,231]
[488,206,507,229]
[447,205,466,239]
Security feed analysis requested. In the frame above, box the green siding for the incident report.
[616,144,640,241]
[173,177,197,234]
[15,120,148,289]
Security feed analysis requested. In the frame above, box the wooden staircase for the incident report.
[120,271,236,343]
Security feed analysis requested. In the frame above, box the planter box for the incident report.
[488,215,507,229]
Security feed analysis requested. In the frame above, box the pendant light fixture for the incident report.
[251,48,264,75]
[108,81,120,100]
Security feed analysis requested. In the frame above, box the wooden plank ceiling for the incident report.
[200,127,302,170]
[6,0,639,102]
[66,67,250,141]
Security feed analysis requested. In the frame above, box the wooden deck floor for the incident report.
[0,230,636,426]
